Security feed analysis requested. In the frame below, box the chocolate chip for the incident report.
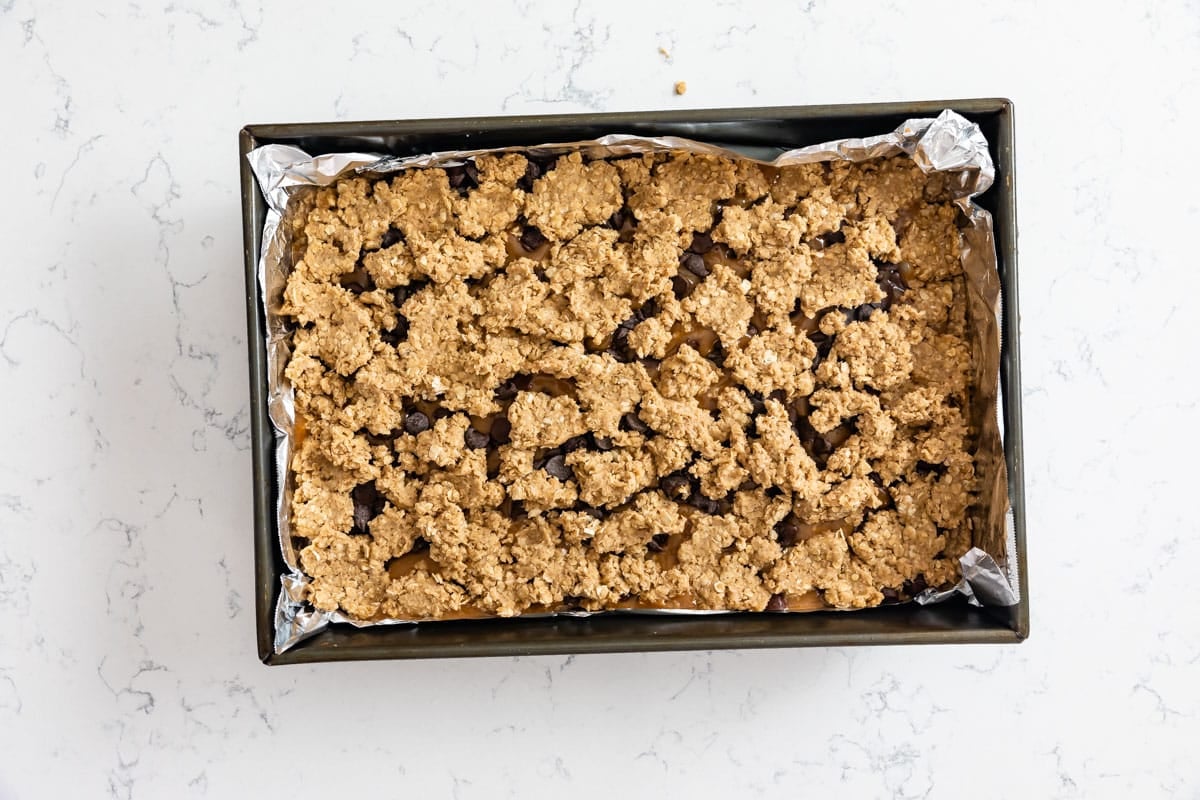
[592,435,614,451]
[519,225,548,252]
[403,411,431,436]
[775,514,801,548]
[635,298,659,321]
[764,486,784,498]
[660,473,691,500]
[363,432,387,448]
[619,411,650,434]
[794,418,832,468]
[903,574,929,595]
[746,322,760,337]
[464,426,490,450]
[490,416,512,445]
[851,302,882,323]
[532,447,557,470]
[516,155,559,192]
[808,330,835,368]
[351,504,371,534]
[574,504,604,519]
[516,160,542,192]
[765,592,788,612]
[609,325,636,363]
[680,251,708,278]
[747,393,768,417]
[495,376,523,400]
[688,231,714,254]
[446,164,479,194]
[875,261,909,310]
[646,533,670,553]
[350,482,384,513]
[689,492,721,515]
[881,587,901,603]
[817,229,845,248]
[746,394,768,437]
[391,279,428,310]
[380,225,404,249]
[350,481,387,535]
[672,271,701,300]
[561,434,588,453]
[380,317,408,345]
[916,460,947,476]
[707,340,727,369]
[542,454,572,481]
[607,207,637,242]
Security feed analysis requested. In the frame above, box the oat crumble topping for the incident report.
[281,151,977,620]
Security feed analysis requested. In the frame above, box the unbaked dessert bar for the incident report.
[280,148,977,620]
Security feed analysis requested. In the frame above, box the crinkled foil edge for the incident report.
[247,110,1016,654]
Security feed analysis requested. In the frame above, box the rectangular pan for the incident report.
[240,98,1026,664]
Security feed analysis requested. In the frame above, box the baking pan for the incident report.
[240,98,1026,665]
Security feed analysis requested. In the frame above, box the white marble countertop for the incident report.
[2,0,1198,797]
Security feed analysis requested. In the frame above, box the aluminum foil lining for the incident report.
[247,109,1016,654]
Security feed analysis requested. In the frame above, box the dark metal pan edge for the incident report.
[239,99,1025,664]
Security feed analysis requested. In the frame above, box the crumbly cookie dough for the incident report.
[282,149,979,620]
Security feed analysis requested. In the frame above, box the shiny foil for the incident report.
[247,110,1016,654]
